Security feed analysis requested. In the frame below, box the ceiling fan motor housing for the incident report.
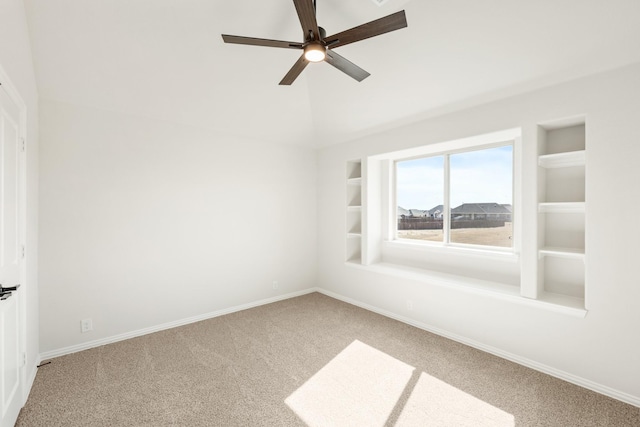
[316,27,327,42]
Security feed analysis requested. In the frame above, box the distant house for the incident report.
[451,203,512,221]
[399,203,510,220]
[397,207,429,218]
[428,204,444,219]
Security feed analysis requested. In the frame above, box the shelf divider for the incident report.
[538,150,585,168]
[538,202,585,213]
[539,246,585,260]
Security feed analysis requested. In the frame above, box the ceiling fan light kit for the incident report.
[221,0,408,85]
[304,42,326,62]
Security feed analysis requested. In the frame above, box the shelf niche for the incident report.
[347,183,362,208]
[542,166,585,203]
[347,210,362,235]
[539,123,585,155]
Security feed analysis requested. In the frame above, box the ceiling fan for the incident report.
[221,0,408,85]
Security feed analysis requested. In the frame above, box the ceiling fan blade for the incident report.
[293,0,320,41]
[325,50,370,82]
[324,10,407,49]
[222,34,303,49]
[279,54,309,85]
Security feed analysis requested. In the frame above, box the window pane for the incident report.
[396,156,444,242]
[449,146,513,247]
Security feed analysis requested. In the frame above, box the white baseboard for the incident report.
[39,288,318,361]
[22,358,40,405]
[37,286,639,408]
[316,288,640,408]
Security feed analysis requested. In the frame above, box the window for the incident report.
[396,144,513,249]
[396,156,445,243]
[359,128,520,287]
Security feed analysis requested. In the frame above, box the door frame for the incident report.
[0,62,29,408]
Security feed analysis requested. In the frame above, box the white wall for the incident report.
[317,63,640,404]
[0,0,40,394]
[38,99,317,353]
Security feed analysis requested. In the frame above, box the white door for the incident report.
[0,85,23,427]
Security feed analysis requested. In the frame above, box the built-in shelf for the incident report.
[538,202,585,213]
[539,247,585,260]
[346,160,363,263]
[538,150,585,168]
[536,120,587,310]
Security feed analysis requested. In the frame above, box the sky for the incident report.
[396,145,513,210]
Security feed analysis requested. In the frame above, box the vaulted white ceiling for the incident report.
[24,0,640,148]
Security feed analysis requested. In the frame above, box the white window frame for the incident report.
[393,141,515,251]
[379,128,522,262]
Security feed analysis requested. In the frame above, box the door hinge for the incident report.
[21,245,25,259]
[21,353,26,368]
[21,137,25,152]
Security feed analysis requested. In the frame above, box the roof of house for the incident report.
[397,207,428,217]
[429,205,444,215]
[451,203,512,215]
[399,203,511,216]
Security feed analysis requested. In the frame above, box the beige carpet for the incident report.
[17,293,640,426]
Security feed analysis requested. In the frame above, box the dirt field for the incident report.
[398,222,512,248]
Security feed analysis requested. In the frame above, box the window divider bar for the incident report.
[388,159,397,241]
[443,153,451,244]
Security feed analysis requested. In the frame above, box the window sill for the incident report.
[344,261,587,318]
[384,239,519,263]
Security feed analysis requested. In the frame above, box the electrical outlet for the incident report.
[406,300,413,311]
[272,281,279,289]
[81,318,93,333]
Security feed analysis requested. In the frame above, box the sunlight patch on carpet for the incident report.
[285,340,414,427]
[395,372,515,427]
